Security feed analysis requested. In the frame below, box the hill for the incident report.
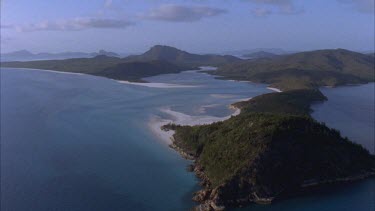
[124,45,242,66]
[1,45,242,81]
[0,50,120,62]
[211,49,375,90]
[1,56,190,82]
[163,89,375,210]
[242,51,278,59]
[96,60,190,82]
[1,55,123,74]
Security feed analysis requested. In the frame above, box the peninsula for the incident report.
[163,89,375,210]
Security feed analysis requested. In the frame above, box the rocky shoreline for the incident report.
[164,119,375,211]
[170,138,375,211]
[161,90,375,211]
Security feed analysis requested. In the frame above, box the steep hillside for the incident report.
[97,60,190,81]
[163,89,375,210]
[212,49,375,90]
[125,45,242,66]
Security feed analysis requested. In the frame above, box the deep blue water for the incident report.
[1,68,374,211]
[312,83,375,154]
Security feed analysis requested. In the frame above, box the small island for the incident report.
[163,89,375,210]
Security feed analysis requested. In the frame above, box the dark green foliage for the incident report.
[173,113,374,191]
[1,56,191,82]
[233,89,327,115]
[96,60,189,81]
[212,49,375,90]
[168,89,375,205]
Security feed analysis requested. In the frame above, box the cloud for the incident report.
[251,8,273,17]
[245,0,303,15]
[0,36,13,44]
[15,18,134,32]
[278,5,304,15]
[0,24,14,29]
[104,0,113,8]
[338,0,375,13]
[246,0,293,6]
[142,4,227,22]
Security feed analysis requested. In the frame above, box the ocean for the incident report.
[1,68,374,211]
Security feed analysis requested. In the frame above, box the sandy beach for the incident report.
[149,106,241,144]
[117,80,199,88]
[7,67,85,76]
[267,87,282,92]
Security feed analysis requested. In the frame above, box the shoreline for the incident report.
[3,67,200,89]
[2,67,85,76]
[267,86,282,92]
[117,80,199,88]
[148,105,241,145]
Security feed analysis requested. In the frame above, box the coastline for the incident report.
[267,86,282,92]
[117,80,199,88]
[148,105,241,145]
[1,67,85,76]
[2,67,200,89]
[152,87,375,211]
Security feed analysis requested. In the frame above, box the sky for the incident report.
[1,0,374,54]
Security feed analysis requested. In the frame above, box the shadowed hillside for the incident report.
[124,45,242,66]
[211,49,375,90]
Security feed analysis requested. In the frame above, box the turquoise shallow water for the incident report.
[1,68,374,211]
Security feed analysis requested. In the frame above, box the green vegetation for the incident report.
[233,89,327,116]
[242,51,278,59]
[212,49,375,91]
[1,55,191,82]
[1,45,242,81]
[96,60,190,81]
[1,55,123,74]
[164,89,375,209]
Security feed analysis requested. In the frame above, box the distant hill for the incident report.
[225,48,292,57]
[124,45,242,66]
[1,55,123,73]
[1,54,191,82]
[97,60,190,82]
[242,51,278,59]
[93,50,120,58]
[1,50,120,62]
[211,49,375,90]
[1,45,241,81]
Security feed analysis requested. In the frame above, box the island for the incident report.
[163,89,375,210]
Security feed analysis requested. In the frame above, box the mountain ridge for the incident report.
[211,48,374,90]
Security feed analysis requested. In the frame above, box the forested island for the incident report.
[163,89,375,210]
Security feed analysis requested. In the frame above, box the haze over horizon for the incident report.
[1,0,374,54]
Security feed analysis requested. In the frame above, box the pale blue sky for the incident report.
[1,0,374,53]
